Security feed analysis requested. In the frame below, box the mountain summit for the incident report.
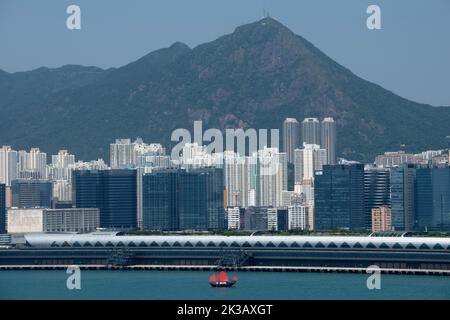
[1,18,449,161]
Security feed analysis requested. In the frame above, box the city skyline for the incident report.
[2,0,450,303]
[1,114,449,234]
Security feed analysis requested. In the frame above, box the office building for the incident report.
[314,164,365,231]
[73,169,137,229]
[11,179,52,208]
[277,208,289,231]
[415,167,450,231]
[321,117,336,165]
[282,118,300,164]
[7,208,99,233]
[364,167,390,230]
[0,184,5,234]
[142,169,179,231]
[371,206,392,232]
[390,165,416,231]
[179,168,225,230]
[243,207,269,231]
[142,168,225,231]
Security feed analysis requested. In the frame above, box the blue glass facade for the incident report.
[390,165,416,231]
[415,167,450,231]
[179,168,225,230]
[0,184,5,233]
[143,168,225,231]
[314,164,365,231]
[142,169,179,231]
[364,168,390,230]
[11,179,52,208]
[73,170,137,229]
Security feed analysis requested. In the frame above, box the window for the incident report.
[327,242,337,248]
[303,242,312,248]
[315,242,325,248]
[379,243,389,249]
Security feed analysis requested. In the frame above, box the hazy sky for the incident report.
[1,0,449,106]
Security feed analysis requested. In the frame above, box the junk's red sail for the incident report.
[232,275,238,282]
[209,274,217,282]
[217,271,229,282]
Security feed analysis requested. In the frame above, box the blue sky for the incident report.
[0,0,449,106]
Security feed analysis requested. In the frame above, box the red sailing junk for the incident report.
[209,271,238,288]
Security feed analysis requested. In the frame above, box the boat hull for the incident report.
[209,281,236,288]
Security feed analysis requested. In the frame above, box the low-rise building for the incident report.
[7,208,99,233]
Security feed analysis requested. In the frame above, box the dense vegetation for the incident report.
[1,18,449,162]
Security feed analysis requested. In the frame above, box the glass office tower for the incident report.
[390,165,416,231]
[143,168,225,231]
[0,184,5,233]
[179,168,225,230]
[415,167,450,231]
[73,169,137,229]
[142,169,180,231]
[314,164,365,231]
[364,168,390,230]
[11,179,52,208]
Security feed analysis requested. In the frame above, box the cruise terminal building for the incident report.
[1,232,450,271]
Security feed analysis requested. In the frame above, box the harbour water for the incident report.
[1,270,449,300]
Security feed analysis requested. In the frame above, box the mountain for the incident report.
[1,17,449,162]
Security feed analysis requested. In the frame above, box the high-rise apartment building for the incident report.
[321,117,336,165]
[282,118,300,164]
[227,207,241,230]
[17,148,47,180]
[0,146,18,187]
[258,148,288,207]
[288,205,309,230]
[294,144,327,183]
[223,151,249,208]
[110,139,134,169]
[301,118,320,145]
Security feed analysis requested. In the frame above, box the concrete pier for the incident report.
[0,264,449,276]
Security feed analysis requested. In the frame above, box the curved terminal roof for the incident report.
[22,233,450,251]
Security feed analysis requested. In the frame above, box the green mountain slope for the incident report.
[0,17,449,162]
